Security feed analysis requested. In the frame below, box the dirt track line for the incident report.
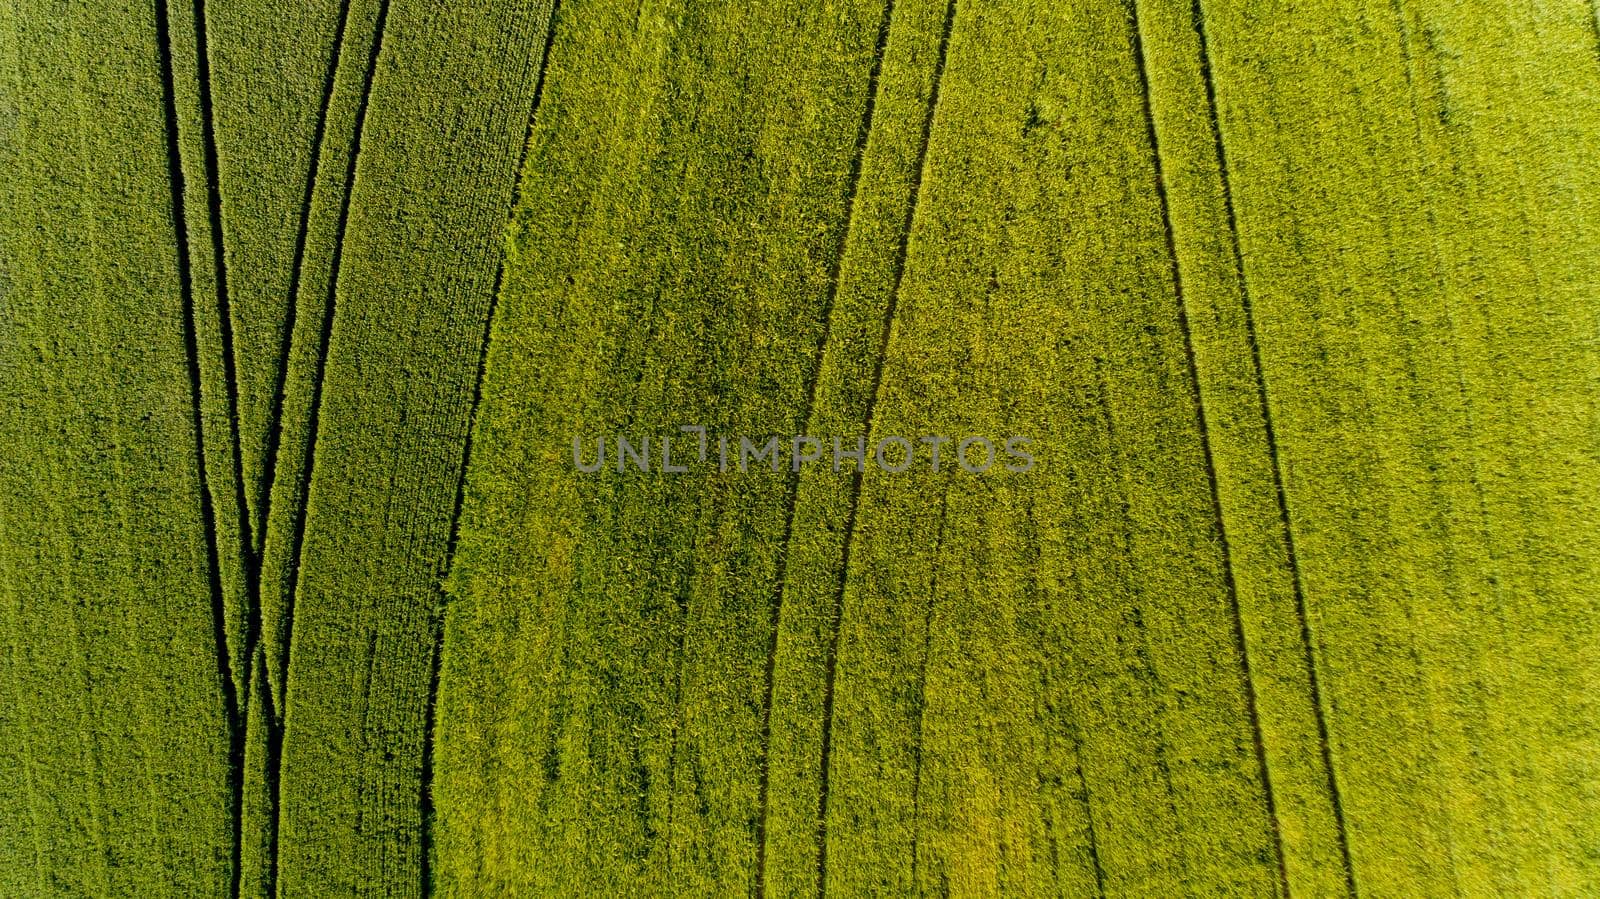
[750,0,898,890]
[1125,0,1288,890]
[815,1,957,893]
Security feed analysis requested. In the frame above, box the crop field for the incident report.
[2,0,1598,896]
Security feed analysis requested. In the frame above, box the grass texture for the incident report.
[2,0,1598,895]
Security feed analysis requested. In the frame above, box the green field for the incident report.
[3,0,1598,895]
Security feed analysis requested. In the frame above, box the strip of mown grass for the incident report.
[1,1,234,893]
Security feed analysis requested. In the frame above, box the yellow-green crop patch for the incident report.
[2,0,1597,895]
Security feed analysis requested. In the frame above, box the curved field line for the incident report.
[1124,0,1289,890]
[814,0,957,892]
[750,0,898,889]
[257,0,354,563]
[154,0,243,891]
[265,1,392,891]
[1188,0,1357,889]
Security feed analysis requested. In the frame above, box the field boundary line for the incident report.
[155,0,243,892]
[1125,0,1289,891]
[1188,0,1358,889]
[750,0,897,889]
[815,0,958,893]
[438,0,563,585]
[425,1,565,893]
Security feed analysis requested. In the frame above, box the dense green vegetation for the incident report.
[3,0,1598,895]
[1,1,234,893]
[441,0,1600,893]
[4,0,555,894]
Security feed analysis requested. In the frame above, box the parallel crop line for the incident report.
[1188,0,1358,891]
[1100,381,1190,864]
[248,645,279,899]
[0,519,47,892]
[0,21,47,885]
[1,638,47,893]
[154,0,243,893]
[1083,331,1169,889]
[258,0,354,557]
[752,0,896,889]
[267,1,391,890]
[1070,733,1109,897]
[69,13,164,883]
[192,0,260,636]
[66,582,114,892]
[815,0,957,893]
[905,491,949,894]
[1125,0,1287,891]
[426,1,564,893]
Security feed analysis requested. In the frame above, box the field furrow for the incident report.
[810,0,959,890]
[761,0,967,890]
[258,0,389,719]
[161,0,257,725]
